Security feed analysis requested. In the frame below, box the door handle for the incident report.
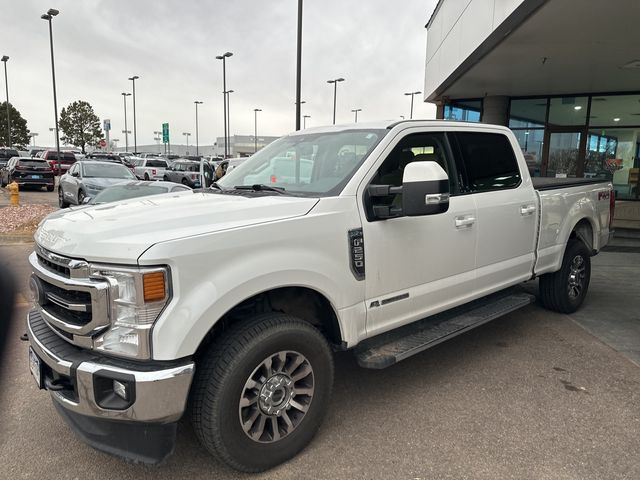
[520,204,536,216]
[455,215,476,228]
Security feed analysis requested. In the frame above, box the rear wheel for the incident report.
[144,173,150,181]
[46,185,54,192]
[181,178,189,186]
[190,313,334,472]
[58,187,68,208]
[539,239,591,313]
[163,176,169,181]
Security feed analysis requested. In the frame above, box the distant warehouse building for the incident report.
[424,0,640,199]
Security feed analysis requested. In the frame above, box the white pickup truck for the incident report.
[27,121,614,472]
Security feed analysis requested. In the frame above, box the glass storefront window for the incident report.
[512,129,545,176]
[546,131,582,177]
[443,100,481,122]
[548,96,588,126]
[509,99,547,129]
[586,127,640,198]
[588,94,640,127]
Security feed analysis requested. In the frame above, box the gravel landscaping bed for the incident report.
[0,204,57,235]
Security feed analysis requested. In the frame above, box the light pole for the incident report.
[41,8,61,175]
[253,108,262,153]
[351,108,362,123]
[225,89,233,155]
[121,92,130,151]
[182,132,191,154]
[327,77,344,125]
[404,91,421,119]
[1,56,11,147]
[303,115,310,129]
[194,100,203,156]
[295,0,303,130]
[128,75,139,153]
[215,52,232,157]
[30,132,38,147]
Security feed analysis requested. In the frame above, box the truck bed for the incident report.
[532,177,607,191]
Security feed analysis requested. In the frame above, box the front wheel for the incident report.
[539,239,591,313]
[77,190,86,205]
[144,173,150,181]
[190,313,334,472]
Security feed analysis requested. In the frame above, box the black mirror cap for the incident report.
[402,179,449,216]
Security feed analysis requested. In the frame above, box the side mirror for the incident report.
[82,196,91,204]
[71,171,79,177]
[402,161,449,216]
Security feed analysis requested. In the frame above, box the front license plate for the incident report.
[29,347,43,389]
[31,175,41,179]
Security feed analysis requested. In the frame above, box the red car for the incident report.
[41,150,77,174]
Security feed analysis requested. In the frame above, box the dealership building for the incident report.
[424,0,640,199]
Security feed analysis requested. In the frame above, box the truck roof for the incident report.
[292,120,511,135]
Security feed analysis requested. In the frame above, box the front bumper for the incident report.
[27,309,195,463]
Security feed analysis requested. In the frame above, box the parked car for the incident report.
[86,180,192,205]
[132,157,168,180]
[0,147,19,169]
[0,156,54,191]
[58,160,137,207]
[27,121,614,471]
[163,160,213,188]
[41,150,76,174]
[28,148,45,158]
[85,152,135,170]
[64,149,85,161]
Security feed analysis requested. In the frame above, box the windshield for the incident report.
[217,129,387,196]
[91,184,170,203]
[83,163,136,179]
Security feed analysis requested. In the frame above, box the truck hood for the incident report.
[35,191,319,263]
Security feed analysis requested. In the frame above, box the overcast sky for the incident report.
[1,0,438,148]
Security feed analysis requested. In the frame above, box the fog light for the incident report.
[113,380,128,400]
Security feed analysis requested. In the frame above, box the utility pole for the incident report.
[253,108,262,153]
[327,78,344,125]
[295,0,303,130]
[351,108,362,123]
[1,56,11,147]
[404,91,421,119]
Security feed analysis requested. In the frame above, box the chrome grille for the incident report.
[29,247,110,345]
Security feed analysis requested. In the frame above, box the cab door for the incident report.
[358,130,478,338]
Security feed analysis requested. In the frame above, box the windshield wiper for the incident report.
[233,184,286,194]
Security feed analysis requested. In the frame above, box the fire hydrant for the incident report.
[8,180,19,206]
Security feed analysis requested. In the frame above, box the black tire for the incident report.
[163,176,169,181]
[77,190,86,205]
[0,176,5,187]
[181,178,189,186]
[46,185,54,192]
[144,173,150,181]
[539,239,591,313]
[190,313,334,472]
[58,187,68,208]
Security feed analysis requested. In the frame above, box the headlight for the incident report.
[84,183,103,192]
[90,265,171,359]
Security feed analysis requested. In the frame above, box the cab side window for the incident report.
[366,132,458,220]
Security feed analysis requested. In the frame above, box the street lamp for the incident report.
[253,108,262,153]
[30,132,38,147]
[404,91,421,119]
[225,89,234,154]
[215,51,233,157]
[295,0,303,130]
[327,77,345,125]
[121,92,131,151]
[182,132,191,153]
[351,108,362,123]
[41,8,61,175]
[128,75,139,153]
[194,100,203,156]
[1,56,11,148]
[303,114,310,129]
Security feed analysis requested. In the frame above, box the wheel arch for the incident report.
[193,286,344,362]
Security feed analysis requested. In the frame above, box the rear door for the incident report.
[452,131,538,295]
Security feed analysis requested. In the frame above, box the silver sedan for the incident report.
[58,160,137,208]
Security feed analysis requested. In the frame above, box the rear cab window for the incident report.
[453,132,521,192]
[147,160,167,168]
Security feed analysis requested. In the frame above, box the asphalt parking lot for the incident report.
[0,182,58,207]
[1,243,639,480]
